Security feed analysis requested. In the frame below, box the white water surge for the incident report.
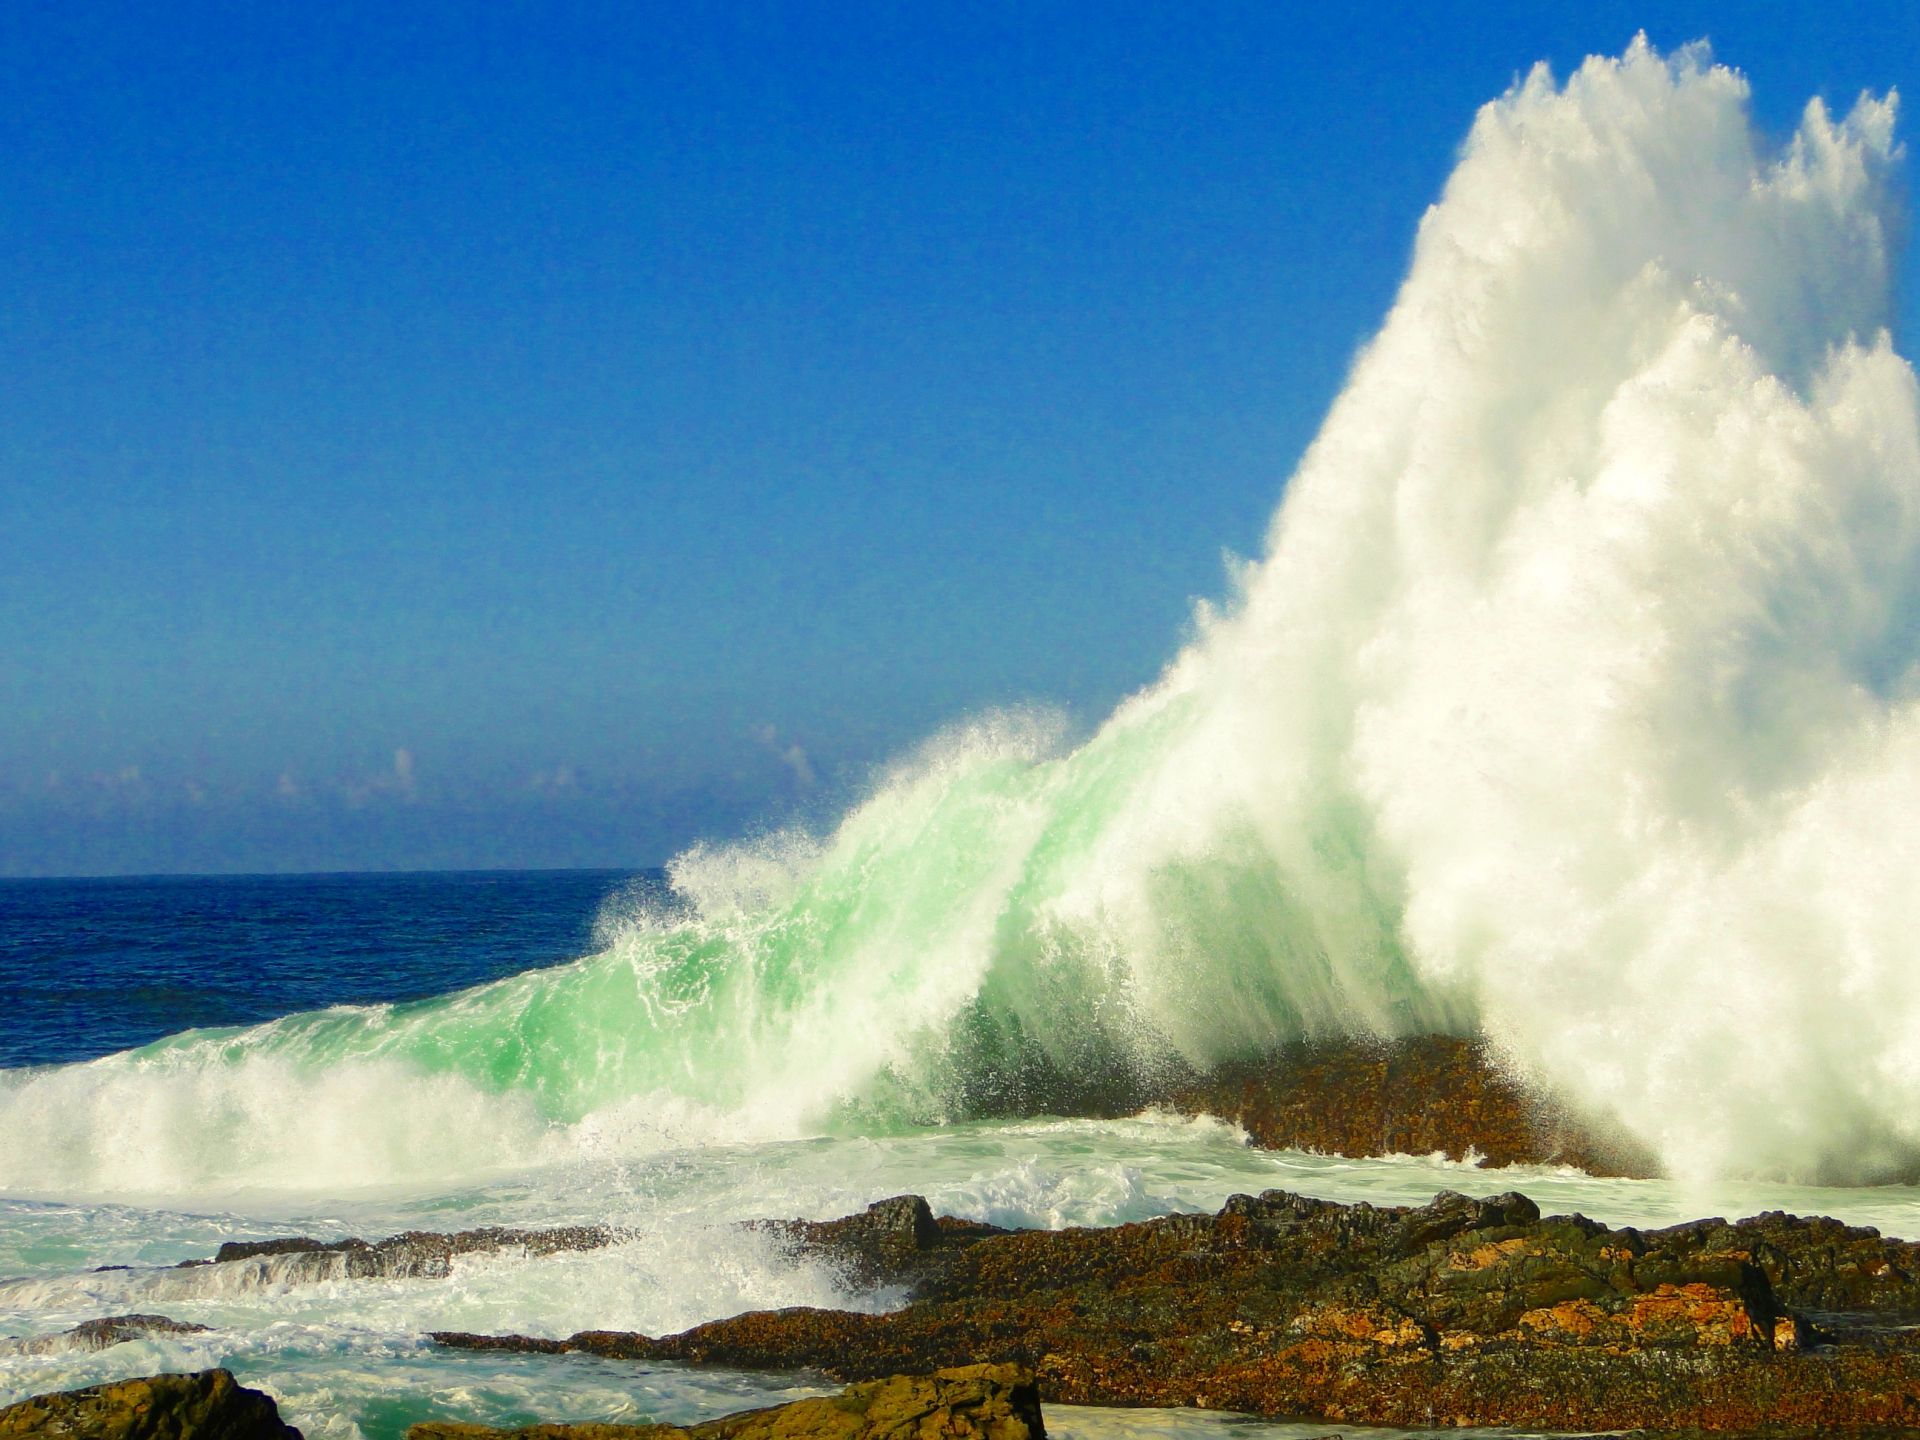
[3,1116,1919,1438]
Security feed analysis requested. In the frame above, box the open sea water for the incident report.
[0,871,649,1070]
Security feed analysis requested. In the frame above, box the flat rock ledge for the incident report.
[405,1363,1042,1440]
[438,1188,1920,1434]
[0,1367,300,1439]
[173,1224,617,1284]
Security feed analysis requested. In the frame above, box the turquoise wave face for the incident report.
[0,688,1446,1197]
[125,704,1424,1088]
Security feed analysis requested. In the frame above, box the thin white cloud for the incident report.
[780,743,816,790]
[341,748,421,808]
[753,724,816,791]
[529,764,579,796]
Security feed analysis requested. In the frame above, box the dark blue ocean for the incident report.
[0,869,653,1069]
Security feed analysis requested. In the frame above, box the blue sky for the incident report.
[3,2,1917,875]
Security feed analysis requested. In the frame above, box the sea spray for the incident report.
[2,39,1916,1194]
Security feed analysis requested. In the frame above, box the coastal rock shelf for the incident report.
[10,1041,1920,1435]
[439,1188,1920,1434]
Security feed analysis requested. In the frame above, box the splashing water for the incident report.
[4,39,1918,1195]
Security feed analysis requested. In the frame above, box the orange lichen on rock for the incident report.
[1446,1236,1532,1272]
[1626,1282,1768,1345]
[1289,1305,1426,1346]
[1515,1297,1609,1341]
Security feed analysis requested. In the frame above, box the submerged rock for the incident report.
[175,1224,617,1285]
[3,1312,212,1356]
[404,1363,1042,1439]
[435,1188,1920,1433]
[0,1367,301,1439]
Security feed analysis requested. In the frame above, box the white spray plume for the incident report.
[1071,38,1917,1183]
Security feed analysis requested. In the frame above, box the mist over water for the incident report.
[4,40,1918,1196]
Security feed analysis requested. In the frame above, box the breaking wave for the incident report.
[4,39,1917,1194]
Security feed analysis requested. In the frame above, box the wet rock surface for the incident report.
[1709,1209,1920,1319]
[752,1196,1008,1294]
[404,1363,1042,1439]
[0,1366,301,1439]
[437,1188,1920,1433]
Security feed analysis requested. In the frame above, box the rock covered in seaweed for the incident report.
[404,1363,1042,1439]
[0,1367,301,1439]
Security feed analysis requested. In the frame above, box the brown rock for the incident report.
[0,1367,301,1439]
[1160,1033,1657,1175]
[404,1363,1042,1440]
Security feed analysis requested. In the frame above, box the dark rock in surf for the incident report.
[0,1367,301,1439]
[1706,1209,1920,1318]
[403,1362,1042,1439]
[0,1313,211,1357]
[750,1195,1007,1294]
[429,1331,574,1356]
[212,1237,339,1263]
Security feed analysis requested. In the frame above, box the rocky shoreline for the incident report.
[432,1187,1920,1435]
[8,1036,1920,1437]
